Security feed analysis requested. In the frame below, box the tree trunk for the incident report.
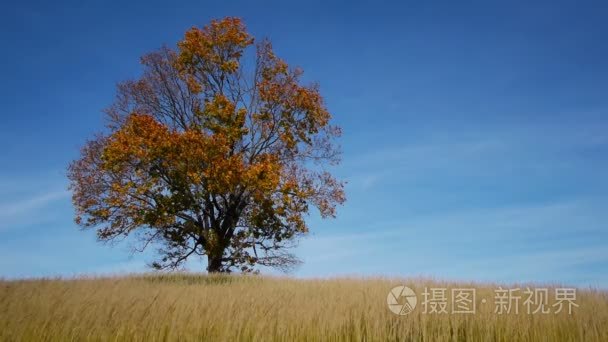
[207,253,224,273]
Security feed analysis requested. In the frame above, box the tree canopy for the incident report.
[68,17,345,273]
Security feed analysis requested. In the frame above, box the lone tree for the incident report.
[68,17,345,273]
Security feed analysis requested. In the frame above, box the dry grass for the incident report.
[0,273,607,341]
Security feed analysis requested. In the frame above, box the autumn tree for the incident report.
[68,17,345,273]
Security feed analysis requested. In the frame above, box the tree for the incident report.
[68,17,345,273]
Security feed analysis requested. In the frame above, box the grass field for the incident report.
[1,274,607,341]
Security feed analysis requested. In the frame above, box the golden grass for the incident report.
[1,274,607,341]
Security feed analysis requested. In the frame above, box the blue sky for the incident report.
[1,0,607,287]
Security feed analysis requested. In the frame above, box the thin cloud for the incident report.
[296,198,608,285]
[0,190,70,226]
[344,120,608,190]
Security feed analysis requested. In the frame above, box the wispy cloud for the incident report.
[296,197,608,285]
[0,190,70,230]
[0,190,69,218]
[344,139,505,191]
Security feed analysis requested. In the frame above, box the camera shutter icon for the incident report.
[387,285,417,315]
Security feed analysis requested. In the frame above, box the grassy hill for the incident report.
[1,274,606,341]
